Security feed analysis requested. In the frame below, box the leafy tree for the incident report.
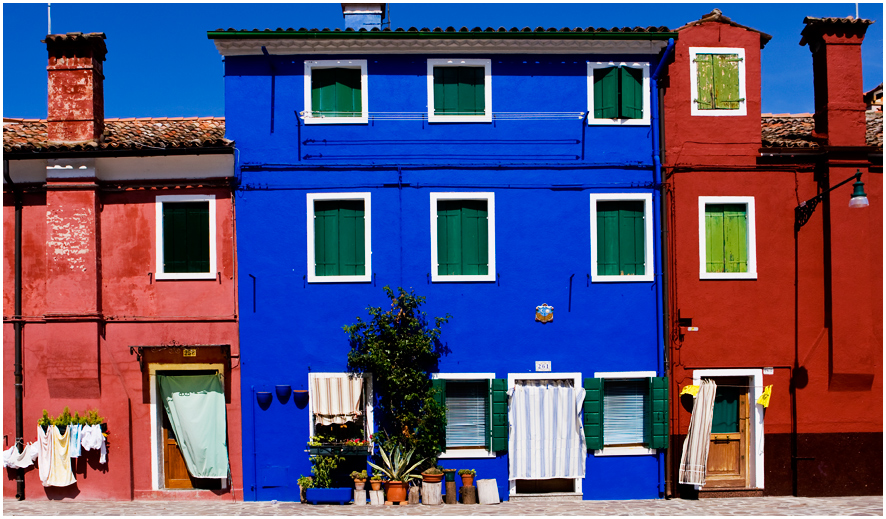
[345,286,450,467]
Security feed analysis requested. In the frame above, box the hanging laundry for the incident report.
[80,425,107,464]
[69,424,82,458]
[3,443,37,469]
[47,426,76,487]
[680,384,700,397]
[2,445,17,468]
[757,384,773,408]
[37,426,52,486]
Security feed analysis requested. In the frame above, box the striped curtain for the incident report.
[678,379,717,485]
[508,380,586,480]
[311,376,364,426]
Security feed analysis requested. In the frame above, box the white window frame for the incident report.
[306,192,372,283]
[427,58,492,123]
[303,60,369,124]
[431,373,497,459]
[589,193,655,282]
[698,196,757,280]
[155,194,217,281]
[593,370,657,457]
[587,61,651,126]
[693,368,765,490]
[307,372,374,441]
[689,47,747,117]
[430,192,496,283]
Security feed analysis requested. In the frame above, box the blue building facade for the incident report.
[211,13,674,502]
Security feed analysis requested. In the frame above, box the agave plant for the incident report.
[367,443,426,482]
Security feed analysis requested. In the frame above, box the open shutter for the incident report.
[619,66,644,119]
[583,378,603,450]
[594,66,619,119]
[695,54,714,110]
[713,54,741,110]
[645,377,669,449]
[431,379,446,451]
[705,205,725,273]
[490,378,508,452]
[723,204,748,273]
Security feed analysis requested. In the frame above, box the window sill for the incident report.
[438,448,496,459]
[304,116,368,125]
[591,273,654,283]
[307,274,372,283]
[155,272,216,281]
[431,273,496,283]
[699,271,757,280]
[690,107,747,117]
[588,118,650,126]
[594,446,655,456]
[428,114,492,123]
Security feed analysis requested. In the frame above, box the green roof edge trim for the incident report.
[207,31,676,41]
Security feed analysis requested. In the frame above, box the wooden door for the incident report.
[163,408,194,489]
[705,377,749,488]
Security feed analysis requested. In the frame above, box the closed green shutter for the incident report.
[431,379,446,451]
[583,378,603,450]
[312,68,362,117]
[695,54,714,110]
[619,66,644,119]
[597,201,645,276]
[705,205,725,273]
[314,200,365,277]
[713,54,741,110]
[434,67,484,116]
[163,202,209,274]
[437,200,488,276]
[705,204,746,273]
[594,66,619,119]
[490,378,508,452]
[644,377,669,449]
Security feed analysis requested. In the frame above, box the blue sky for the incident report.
[3,2,883,118]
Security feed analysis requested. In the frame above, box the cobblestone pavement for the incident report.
[3,496,883,516]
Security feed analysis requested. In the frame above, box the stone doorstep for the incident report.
[508,492,583,501]
[698,487,764,498]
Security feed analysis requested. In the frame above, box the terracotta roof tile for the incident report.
[209,25,673,35]
[3,117,232,153]
[761,112,882,149]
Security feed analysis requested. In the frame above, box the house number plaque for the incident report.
[182,348,197,357]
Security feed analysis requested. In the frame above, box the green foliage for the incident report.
[370,474,384,481]
[38,410,51,427]
[52,407,73,426]
[85,409,104,426]
[309,453,344,489]
[349,470,368,480]
[366,443,426,483]
[345,286,450,467]
[458,469,475,476]
[422,466,443,475]
[297,475,314,489]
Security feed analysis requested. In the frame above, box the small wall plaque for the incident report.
[535,361,551,372]
[182,348,197,357]
[535,303,553,323]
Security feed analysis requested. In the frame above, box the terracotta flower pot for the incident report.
[422,473,444,483]
[460,474,474,487]
[370,480,382,491]
[354,479,366,491]
[384,480,407,502]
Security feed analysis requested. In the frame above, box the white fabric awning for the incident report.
[679,379,717,486]
[311,376,364,426]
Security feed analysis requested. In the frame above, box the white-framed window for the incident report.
[587,62,651,126]
[698,196,756,280]
[155,194,217,280]
[307,372,374,442]
[689,47,747,116]
[306,192,372,283]
[430,192,496,282]
[593,371,657,457]
[589,193,654,282]
[432,373,497,459]
[427,58,492,123]
[303,60,369,124]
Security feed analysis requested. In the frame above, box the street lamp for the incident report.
[794,170,869,231]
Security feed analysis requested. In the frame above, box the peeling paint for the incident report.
[46,208,93,272]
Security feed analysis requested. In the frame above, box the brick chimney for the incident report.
[341,3,385,30]
[44,32,107,145]
[800,17,873,146]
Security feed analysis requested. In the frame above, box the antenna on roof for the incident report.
[856,3,859,19]
[47,3,51,34]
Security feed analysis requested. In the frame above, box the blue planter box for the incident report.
[305,487,352,505]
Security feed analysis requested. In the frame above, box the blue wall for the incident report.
[225,52,666,501]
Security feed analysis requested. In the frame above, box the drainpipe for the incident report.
[650,37,675,499]
[4,160,25,500]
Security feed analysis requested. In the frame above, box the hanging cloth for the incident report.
[508,379,587,480]
[678,379,718,486]
[158,373,230,479]
[47,426,76,487]
[80,425,107,464]
[310,375,364,426]
[69,424,82,458]
[37,425,53,486]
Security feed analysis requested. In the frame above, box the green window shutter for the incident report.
[434,67,484,116]
[431,379,447,451]
[695,54,714,110]
[619,66,644,119]
[596,202,620,275]
[645,377,669,449]
[485,379,492,450]
[163,202,209,274]
[705,205,726,273]
[583,378,604,450]
[437,200,488,276]
[723,204,748,273]
[713,54,741,110]
[312,68,361,117]
[314,200,365,277]
[597,201,645,276]
[711,385,741,434]
[594,66,619,119]
[490,378,508,452]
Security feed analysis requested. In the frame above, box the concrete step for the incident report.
[698,487,764,498]
[509,492,583,501]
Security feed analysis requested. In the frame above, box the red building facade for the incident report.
[3,33,243,500]
[662,11,882,497]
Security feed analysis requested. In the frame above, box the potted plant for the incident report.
[297,475,314,503]
[367,443,425,502]
[304,447,351,505]
[350,470,368,491]
[458,469,475,487]
[370,474,384,491]
[421,466,444,484]
[442,467,456,483]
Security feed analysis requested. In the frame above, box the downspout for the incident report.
[4,160,25,500]
[650,37,675,499]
